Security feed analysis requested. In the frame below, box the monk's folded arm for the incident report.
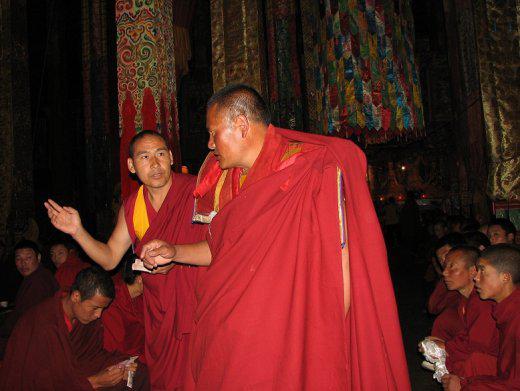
[173,241,212,266]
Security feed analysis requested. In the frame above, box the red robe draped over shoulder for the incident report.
[102,274,145,361]
[445,289,499,377]
[124,173,207,391]
[0,296,149,390]
[188,126,410,390]
[55,254,90,292]
[461,288,520,390]
[429,280,464,340]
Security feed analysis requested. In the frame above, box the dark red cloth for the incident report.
[124,173,207,391]
[429,280,465,340]
[461,288,520,390]
[0,296,149,390]
[445,289,499,377]
[102,274,145,361]
[0,265,58,347]
[187,126,410,390]
[55,254,90,292]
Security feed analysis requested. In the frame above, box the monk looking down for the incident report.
[44,131,207,390]
[0,267,149,390]
[141,84,411,390]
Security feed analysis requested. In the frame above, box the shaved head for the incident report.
[481,244,520,284]
[447,245,480,268]
[207,84,271,126]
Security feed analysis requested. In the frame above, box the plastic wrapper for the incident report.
[420,339,449,382]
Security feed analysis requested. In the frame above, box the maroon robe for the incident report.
[445,288,499,377]
[460,288,520,390]
[429,279,465,340]
[0,296,149,390]
[102,274,144,361]
[124,173,207,390]
[55,254,90,292]
[186,126,410,390]
[0,265,58,357]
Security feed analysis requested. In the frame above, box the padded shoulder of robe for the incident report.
[189,126,410,390]
[55,254,90,292]
[462,288,520,390]
[0,265,58,338]
[102,274,145,360]
[0,296,126,390]
[123,173,208,390]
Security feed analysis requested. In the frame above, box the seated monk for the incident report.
[102,257,144,361]
[442,244,520,390]
[0,267,149,390]
[427,246,499,378]
[0,240,58,358]
[50,238,90,291]
[428,233,467,341]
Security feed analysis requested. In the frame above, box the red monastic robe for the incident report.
[445,288,499,377]
[124,174,207,391]
[429,280,464,340]
[55,254,90,291]
[102,274,145,361]
[460,288,520,390]
[187,126,410,390]
[0,296,149,390]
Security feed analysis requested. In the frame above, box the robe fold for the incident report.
[445,288,499,377]
[102,274,145,361]
[429,280,464,340]
[188,125,410,390]
[124,173,207,390]
[0,265,58,357]
[461,288,520,390]
[55,254,90,292]
[0,296,149,390]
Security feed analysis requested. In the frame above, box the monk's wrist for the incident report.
[87,375,99,389]
[72,225,87,241]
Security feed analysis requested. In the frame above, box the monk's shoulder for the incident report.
[18,297,59,329]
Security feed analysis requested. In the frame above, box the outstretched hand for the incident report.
[44,199,82,236]
[140,239,177,269]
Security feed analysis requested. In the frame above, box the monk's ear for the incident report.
[234,114,250,139]
[501,272,512,284]
[71,291,81,304]
[507,233,514,243]
[37,253,41,263]
[169,150,174,166]
[127,157,136,174]
[469,265,477,278]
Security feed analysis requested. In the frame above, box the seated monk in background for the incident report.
[425,246,498,378]
[0,267,149,390]
[102,257,145,361]
[50,237,90,291]
[442,244,520,390]
[428,233,467,341]
[0,240,58,358]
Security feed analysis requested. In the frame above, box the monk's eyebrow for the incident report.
[135,150,150,156]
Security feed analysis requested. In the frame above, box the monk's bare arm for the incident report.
[73,207,132,270]
[141,240,212,268]
[46,198,131,270]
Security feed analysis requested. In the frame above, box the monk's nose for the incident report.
[208,135,215,150]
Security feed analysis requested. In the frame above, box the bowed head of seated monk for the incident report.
[14,240,41,277]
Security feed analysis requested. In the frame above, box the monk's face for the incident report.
[71,292,112,324]
[127,135,173,189]
[50,244,69,268]
[488,225,513,245]
[475,258,508,302]
[15,248,41,277]
[442,251,476,292]
[206,105,246,170]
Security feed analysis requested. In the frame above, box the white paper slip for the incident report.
[131,259,152,273]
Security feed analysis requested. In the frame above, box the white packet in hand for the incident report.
[132,259,152,274]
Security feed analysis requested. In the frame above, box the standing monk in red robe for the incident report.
[141,84,411,390]
[0,267,148,390]
[50,239,90,291]
[44,131,207,390]
[442,244,520,390]
[102,258,145,361]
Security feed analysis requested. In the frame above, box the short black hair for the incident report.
[70,267,115,301]
[14,239,40,255]
[49,237,77,251]
[122,256,140,285]
[464,231,491,250]
[207,83,271,126]
[434,233,466,251]
[128,130,168,158]
[481,244,520,284]
[447,245,480,268]
[488,218,517,235]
